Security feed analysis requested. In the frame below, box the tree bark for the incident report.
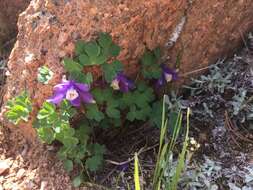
[1,0,253,140]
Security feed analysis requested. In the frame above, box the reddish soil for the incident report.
[0,127,73,190]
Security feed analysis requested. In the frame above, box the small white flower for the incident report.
[190,138,197,145]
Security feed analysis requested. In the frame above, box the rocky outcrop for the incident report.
[2,0,253,140]
[0,0,30,45]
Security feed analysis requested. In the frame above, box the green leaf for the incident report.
[37,127,55,144]
[84,72,93,85]
[37,102,56,120]
[100,118,111,129]
[149,101,163,128]
[79,54,90,66]
[37,66,54,84]
[92,143,106,155]
[109,44,121,57]
[76,33,121,67]
[126,105,137,121]
[85,104,104,122]
[154,47,161,59]
[120,92,135,109]
[91,88,105,104]
[57,147,68,160]
[123,83,154,122]
[62,136,79,148]
[75,40,86,55]
[141,50,156,66]
[106,99,120,119]
[135,84,155,107]
[102,60,123,82]
[73,145,87,160]
[60,100,77,120]
[98,33,112,48]
[113,118,121,127]
[69,71,93,85]
[106,106,120,119]
[85,155,103,172]
[141,49,161,79]
[63,159,73,173]
[84,42,100,58]
[5,92,32,125]
[72,174,84,188]
[75,124,91,144]
[142,64,162,79]
[63,58,82,73]
[92,88,114,104]
[135,105,152,121]
[93,53,107,65]
[92,88,105,104]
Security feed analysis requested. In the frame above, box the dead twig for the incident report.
[180,65,211,77]
[105,143,158,166]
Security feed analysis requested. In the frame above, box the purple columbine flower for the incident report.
[111,73,135,92]
[156,64,178,86]
[47,80,95,107]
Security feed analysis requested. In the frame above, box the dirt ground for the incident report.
[0,127,74,190]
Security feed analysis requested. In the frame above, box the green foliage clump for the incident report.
[35,100,106,174]
[5,91,32,125]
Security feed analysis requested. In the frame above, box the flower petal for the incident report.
[47,93,65,105]
[74,82,90,92]
[156,77,165,87]
[114,73,134,92]
[53,81,70,93]
[70,97,81,107]
[111,79,120,90]
[119,81,129,92]
[80,92,95,104]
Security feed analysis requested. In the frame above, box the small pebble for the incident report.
[0,160,11,175]
[25,180,35,190]
[16,168,26,179]
[40,181,48,190]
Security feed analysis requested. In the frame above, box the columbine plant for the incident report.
[5,32,178,187]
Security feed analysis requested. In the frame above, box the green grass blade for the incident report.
[170,108,190,190]
[169,112,183,151]
[153,96,167,186]
[134,153,141,190]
